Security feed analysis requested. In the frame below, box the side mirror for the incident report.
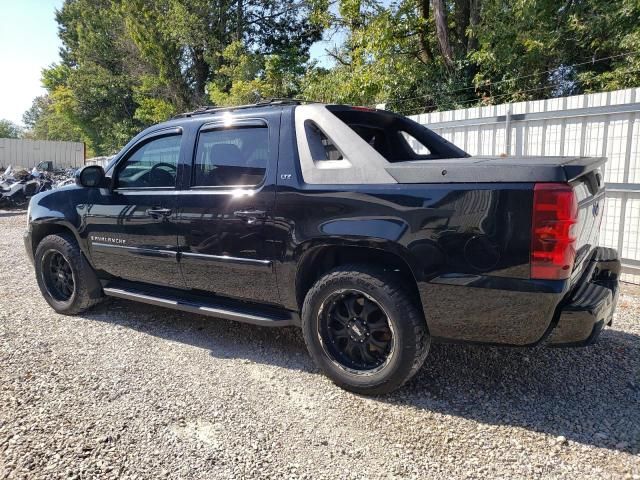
[76,165,106,188]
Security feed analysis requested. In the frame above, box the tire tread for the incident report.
[35,232,104,315]
[301,264,429,395]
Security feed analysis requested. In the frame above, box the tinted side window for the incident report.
[193,127,268,187]
[116,135,181,188]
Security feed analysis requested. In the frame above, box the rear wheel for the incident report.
[35,233,104,315]
[302,265,430,395]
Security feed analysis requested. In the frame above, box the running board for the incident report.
[103,286,299,327]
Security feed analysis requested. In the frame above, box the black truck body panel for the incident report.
[25,102,619,348]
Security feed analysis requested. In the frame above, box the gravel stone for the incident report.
[0,209,639,478]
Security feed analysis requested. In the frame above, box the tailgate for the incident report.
[569,165,606,286]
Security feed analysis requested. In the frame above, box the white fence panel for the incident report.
[84,156,111,168]
[0,139,85,169]
[410,87,640,283]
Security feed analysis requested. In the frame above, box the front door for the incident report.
[177,117,280,305]
[85,129,184,288]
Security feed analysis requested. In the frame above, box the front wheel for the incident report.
[34,233,104,315]
[301,265,430,395]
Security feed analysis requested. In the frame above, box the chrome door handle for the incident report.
[234,209,266,223]
[146,208,172,219]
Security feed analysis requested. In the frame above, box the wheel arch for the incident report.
[294,243,424,314]
[32,222,105,313]
[30,221,85,259]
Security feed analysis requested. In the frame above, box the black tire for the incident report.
[34,232,104,315]
[301,265,430,395]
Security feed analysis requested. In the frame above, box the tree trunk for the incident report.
[432,0,454,69]
[236,0,243,42]
[467,0,481,54]
[454,0,470,52]
[191,47,209,105]
[417,0,433,64]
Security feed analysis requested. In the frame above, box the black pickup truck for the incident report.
[25,100,620,394]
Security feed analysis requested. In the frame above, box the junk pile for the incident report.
[0,161,77,208]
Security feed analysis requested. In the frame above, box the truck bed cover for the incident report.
[385,156,607,184]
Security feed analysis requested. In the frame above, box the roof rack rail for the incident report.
[173,98,319,119]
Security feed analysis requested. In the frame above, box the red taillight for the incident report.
[530,183,578,280]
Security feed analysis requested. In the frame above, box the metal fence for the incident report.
[0,139,85,170]
[410,87,640,284]
[84,156,112,168]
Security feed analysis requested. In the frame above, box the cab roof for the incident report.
[172,98,314,119]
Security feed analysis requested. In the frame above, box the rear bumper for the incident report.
[547,247,620,346]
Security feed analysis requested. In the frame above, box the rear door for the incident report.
[176,114,280,305]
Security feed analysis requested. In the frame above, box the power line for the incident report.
[398,67,640,116]
[384,50,640,108]
[388,50,640,105]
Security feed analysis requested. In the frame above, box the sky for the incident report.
[0,0,337,127]
[0,0,64,126]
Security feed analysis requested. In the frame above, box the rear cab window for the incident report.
[193,125,269,187]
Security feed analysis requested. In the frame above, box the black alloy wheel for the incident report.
[42,250,75,301]
[34,233,104,315]
[302,264,432,394]
[319,290,394,373]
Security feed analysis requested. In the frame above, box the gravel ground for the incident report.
[0,209,639,479]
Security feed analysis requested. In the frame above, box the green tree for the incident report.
[471,0,640,100]
[0,120,22,139]
[208,42,309,105]
[23,0,640,148]
[25,0,322,154]
[302,0,640,114]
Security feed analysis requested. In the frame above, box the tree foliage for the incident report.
[300,0,640,113]
[24,0,640,153]
[26,0,320,155]
[0,120,22,139]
